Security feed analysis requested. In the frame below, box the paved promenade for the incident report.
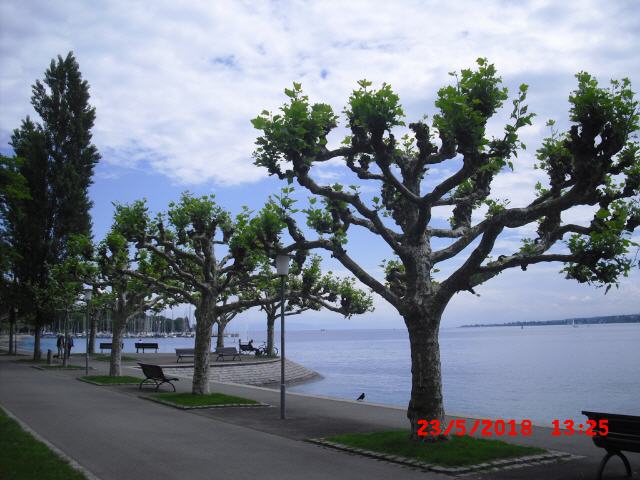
[160,357,320,386]
[0,353,638,480]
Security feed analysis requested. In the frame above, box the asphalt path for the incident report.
[0,356,445,480]
[1,353,638,480]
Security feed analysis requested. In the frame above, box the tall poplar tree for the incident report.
[7,52,100,358]
[31,51,100,259]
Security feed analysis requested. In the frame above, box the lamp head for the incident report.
[275,254,291,276]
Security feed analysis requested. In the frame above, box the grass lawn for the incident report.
[80,375,140,385]
[151,392,259,407]
[326,430,545,467]
[0,408,86,480]
[89,353,138,362]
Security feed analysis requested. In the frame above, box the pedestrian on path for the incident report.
[65,334,74,359]
[56,335,64,358]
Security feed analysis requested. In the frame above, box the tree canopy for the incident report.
[252,58,639,438]
[1,52,100,358]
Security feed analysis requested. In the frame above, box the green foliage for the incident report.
[2,52,99,342]
[326,431,545,467]
[47,234,96,311]
[31,51,100,258]
[569,74,639,142]
[151,392,258,406]
[0,155,30,209]
[112,199,149,242]
[252,82,338,181]
[519,238,538,256]
[563,201,639,289]
[80,375,140,384]
[344,79,405,136]
[167,193,232,246]
[0,408,87,480]
[249,254,373,320]
[484,198,510,218]
[433,58,509,152]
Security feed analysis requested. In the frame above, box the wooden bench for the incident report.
[99,342,124,353]
[138,363,179,392]
[175,348,195,362]
[215,347,240,362]
[582,410,640,479]
[135,342,159,353]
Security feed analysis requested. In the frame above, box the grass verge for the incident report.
[79,375,140,385]
[325,431,545,467]
[150,392,260,407]
[90,353,138,362]
[0,408,86,479]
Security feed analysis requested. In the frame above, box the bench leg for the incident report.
[139,378,160,390]
[597,450,632,480]
[619,452,632,477]
[155,380,176,392]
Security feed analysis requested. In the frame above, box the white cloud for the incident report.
[2,0,638,186]
[1,0,638,327]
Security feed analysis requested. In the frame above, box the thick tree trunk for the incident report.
[266,313,276,356]
[406,316,445,441]
[215,321,225,350]
[192,297,214,395]
[87,310,98,354]
[109,310,127,376]
[33,324,42,361]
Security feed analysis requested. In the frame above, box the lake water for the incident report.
[21,324,640,425]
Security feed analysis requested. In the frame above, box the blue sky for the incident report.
[1,0,639,330]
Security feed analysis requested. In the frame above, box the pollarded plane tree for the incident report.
[247,254,373,356]
[47,234,97,367]
[113,193,290,394]
[97,230,166,376]
[252,59,640,439]
[213,292,245,350]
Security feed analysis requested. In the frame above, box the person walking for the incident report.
[56,335,64,358]
[65,334,74,360]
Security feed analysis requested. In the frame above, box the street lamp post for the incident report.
[62,309,69,368]
[275,254,291,420]
[84,288,92,376]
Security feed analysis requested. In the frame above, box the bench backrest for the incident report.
[175,348,195,355]
[139,363,165,380]
[135,342,159,348]
[216,347,238,355]
[99,343,112,348]
[582,411,640,453]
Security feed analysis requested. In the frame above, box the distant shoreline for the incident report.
[460,313,640,328]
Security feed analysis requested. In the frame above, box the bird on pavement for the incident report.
[356,393,365,401]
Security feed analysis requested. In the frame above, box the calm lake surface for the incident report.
[22,324,640,425]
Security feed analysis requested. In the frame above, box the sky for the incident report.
[1,0,639,330]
